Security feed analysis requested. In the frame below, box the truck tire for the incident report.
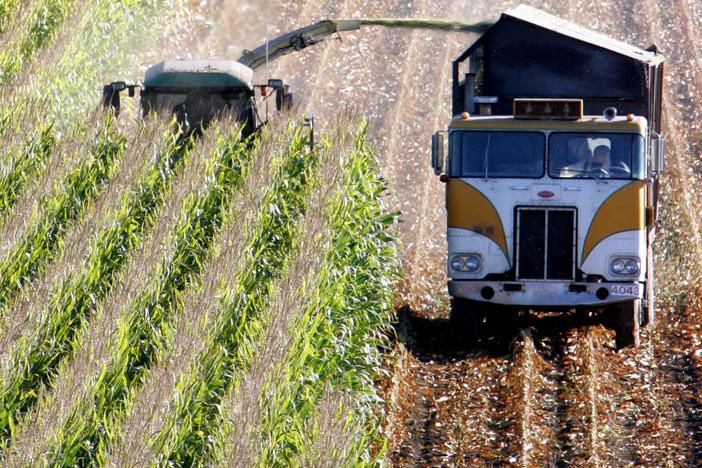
[613,299,641,349]
[450,298,485,346]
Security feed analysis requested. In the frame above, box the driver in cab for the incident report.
[587,145,612,175]
[559,142,630,178]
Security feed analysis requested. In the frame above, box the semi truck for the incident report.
[431,5,665,348]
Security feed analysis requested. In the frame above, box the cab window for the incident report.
[449,131,545,178]
[549,132,645,179]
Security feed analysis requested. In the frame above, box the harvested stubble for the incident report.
[503,330,537,465]
[40,120,254,466]
[106,119,288,466]
[0,118,185,447]
[0,112,124,311]
[248,123,399,466]
[150,123,319,465]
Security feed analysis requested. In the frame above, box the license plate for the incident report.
[610,285,640,296]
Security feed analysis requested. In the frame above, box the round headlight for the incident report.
[624,259,639,274]
[450,256,465,271]
[465,255,480,272]
[611,259,625,274]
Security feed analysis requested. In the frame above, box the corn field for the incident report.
[8,0,690,466]
[0,1,399,465]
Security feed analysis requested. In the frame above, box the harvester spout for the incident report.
[237,19,361,71]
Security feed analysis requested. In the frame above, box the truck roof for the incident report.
[450,115,647,133]
[452,5,665,130]
[502,5,661,65]
[143,60,254,89]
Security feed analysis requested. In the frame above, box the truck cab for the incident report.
[432,6,665,348]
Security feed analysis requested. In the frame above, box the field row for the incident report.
[0,114,398,465]
[0,1,401,464]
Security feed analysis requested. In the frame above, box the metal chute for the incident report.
[237,19,361,71]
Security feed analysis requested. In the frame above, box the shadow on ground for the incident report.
[393,304,611,363]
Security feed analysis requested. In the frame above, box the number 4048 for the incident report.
[610,285,640,296]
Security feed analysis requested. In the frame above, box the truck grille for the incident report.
[516,208,576,280]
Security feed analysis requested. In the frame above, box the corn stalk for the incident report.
[0,121,184,446]
[0,0,184,135]
[0,0,21,33]
[252,123,399,466]
[150,125,318,465]
[101,121,289,465]
[44,124,252,466]
[0,0,77,85]
[0,112,124,310]
[0,124,55,221]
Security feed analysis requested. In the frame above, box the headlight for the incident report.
[610,256,640,276]
[624,259,640,275]
[611,259,625,274]
[465,256,480,271]
[451,254,481,272]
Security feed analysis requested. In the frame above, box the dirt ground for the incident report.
[196,0,702,465]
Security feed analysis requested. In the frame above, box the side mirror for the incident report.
[267,79,283,89]
[651,132,666,173]
[431,132,445,175]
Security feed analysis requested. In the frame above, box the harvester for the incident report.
[102,20,361,135]
[431,5,665,348]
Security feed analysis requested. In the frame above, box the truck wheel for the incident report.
[613,299,641,349]
[450,298,485,346]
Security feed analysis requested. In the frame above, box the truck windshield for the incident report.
[449,131,545,178]
[549,132,645,179]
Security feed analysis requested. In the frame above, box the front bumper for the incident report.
[448,280,643,307]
